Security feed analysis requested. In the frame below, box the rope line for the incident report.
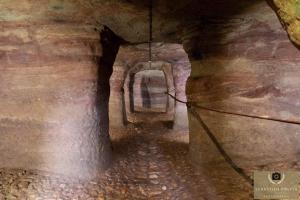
[165,92,252,184]
[188,107,253,185]
[165,92,300,126]
[165,91,300,185]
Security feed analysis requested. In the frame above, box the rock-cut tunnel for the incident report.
[1,0,300,199]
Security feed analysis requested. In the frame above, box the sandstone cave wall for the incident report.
[0,2,117,178]
[184,2,300,172]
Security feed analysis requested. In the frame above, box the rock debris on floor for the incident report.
[0,122,252,200]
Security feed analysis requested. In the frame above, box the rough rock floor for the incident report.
[0,122,252,200]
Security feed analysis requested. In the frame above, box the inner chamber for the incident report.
[133,70,168,113]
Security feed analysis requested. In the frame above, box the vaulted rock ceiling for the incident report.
[1,0,297,45]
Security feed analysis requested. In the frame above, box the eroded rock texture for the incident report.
[1,0,300,199]
[270,0,300,45]
[0,6,121,178]
[184,0,300,187]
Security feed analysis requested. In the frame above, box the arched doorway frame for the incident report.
[123,61,175,123]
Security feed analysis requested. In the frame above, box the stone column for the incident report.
[109,61,127,130]
[0,19,120,179]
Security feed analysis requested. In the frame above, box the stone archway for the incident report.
[133,70,168,113]
[123,61,175,123]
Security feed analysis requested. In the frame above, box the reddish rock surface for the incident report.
[1,0,300,199]
[0,23,120,178]
[185,1,300,182]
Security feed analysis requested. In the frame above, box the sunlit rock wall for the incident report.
[270,0,300,45]
[184,1,300,172]
[0,1,116,179]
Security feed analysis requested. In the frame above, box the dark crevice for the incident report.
[96,26,122,152]
[141,77,151,109]
[129,73,135,112]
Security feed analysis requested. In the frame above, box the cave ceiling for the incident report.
[0,0,298,45]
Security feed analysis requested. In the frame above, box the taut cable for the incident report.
[165,91,300,185]
[165,92,300,125]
